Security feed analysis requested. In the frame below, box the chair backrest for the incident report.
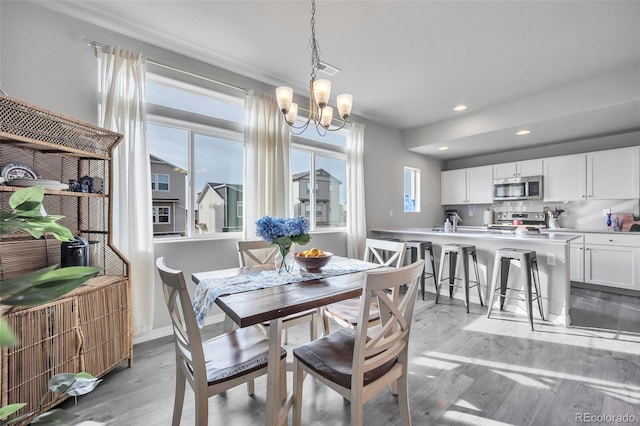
[155,257,206,387]
[352,259,424,388]
[363,238,407,268]
[237,240,279,267]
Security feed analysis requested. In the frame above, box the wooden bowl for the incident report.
[293,252,333,272]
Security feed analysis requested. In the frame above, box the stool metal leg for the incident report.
[449,252,458,298]
[532,257,545,321]
[427,246,438,296]
[487,253,502,318]
[521,257,534,331]
[462,252,470,313]
[435,249,447,304]
[499,258,510,310]
[471,251,484,306]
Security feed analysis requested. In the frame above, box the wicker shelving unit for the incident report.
[0,95,131,423]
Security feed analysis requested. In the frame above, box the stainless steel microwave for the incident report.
[493,175,543,201]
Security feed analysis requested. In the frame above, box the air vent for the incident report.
[318,61,340,76]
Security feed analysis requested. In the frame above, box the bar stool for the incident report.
[405,240,438,300]
[487,248,544,331]
[436,243,483,313]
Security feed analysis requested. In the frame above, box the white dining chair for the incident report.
[292,260,424,425]
[237,240,319,344]
[321,238,407,335]
[156,257,287,426]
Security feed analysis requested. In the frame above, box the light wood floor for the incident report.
[62,287,640,425]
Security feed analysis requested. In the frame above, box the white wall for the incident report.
[0,1,443,339]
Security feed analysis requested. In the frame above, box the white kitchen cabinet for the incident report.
[586,146,640,200]
[543,153,586,201]
[569,234,584,283]
[583,233,640,291]
[493,159,543,179]
[441,165,492,205]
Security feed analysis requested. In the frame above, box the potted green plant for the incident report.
[0,186,103,425]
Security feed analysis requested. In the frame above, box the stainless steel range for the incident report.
[490,211,547,231]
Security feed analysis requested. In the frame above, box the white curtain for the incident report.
[346,122,367,259]
[243,90,292,239]
[99,46,155,335]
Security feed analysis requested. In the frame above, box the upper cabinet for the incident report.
[587,146,640,200]
[543,153,586,201]
[493,159,543,179]
[441,165,493,205]
[544,146,640,202]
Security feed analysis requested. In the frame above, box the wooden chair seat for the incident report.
[202,326,286,385]
[293,328,396,389]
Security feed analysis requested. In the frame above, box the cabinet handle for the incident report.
[581,195,585,198]
[609,239,614,242]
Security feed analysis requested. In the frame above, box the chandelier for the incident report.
[275,0,353,136]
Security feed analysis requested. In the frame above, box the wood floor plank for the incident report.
[57,287,640,425]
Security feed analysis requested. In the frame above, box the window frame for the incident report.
[146,71,245,239]
[153,206,172,224]
[291,132,348,231]
[403,166,421,213]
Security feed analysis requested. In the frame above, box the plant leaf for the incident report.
[0,265,59,296]
[49,372,101,396]
[30,409,78,425]
[291,234,311,245]
[0,316,16,347]
[0,404,26,421]
[9,186,43,210]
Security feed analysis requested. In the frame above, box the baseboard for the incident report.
[571,281,640,297]
[133,313,225,345]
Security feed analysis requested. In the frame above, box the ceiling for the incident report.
[37,0,640,159]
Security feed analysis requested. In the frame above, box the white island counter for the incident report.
[371,227,581,326]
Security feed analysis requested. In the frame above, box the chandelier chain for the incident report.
[310,0,319,82]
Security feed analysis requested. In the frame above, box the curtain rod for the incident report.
[90,41,246,93]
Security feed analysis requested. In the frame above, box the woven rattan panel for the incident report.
[0,96,120,158]
[1,297,80,421]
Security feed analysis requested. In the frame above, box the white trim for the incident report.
[133,313,225,345]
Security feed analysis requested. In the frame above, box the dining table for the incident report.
[191,256,383,426]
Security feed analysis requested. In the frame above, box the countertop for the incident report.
[372,227,581,243]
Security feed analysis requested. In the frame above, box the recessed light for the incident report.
[438,146,449,151]
[453,105,467,112]
[516,130,531,136]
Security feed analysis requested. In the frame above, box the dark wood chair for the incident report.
[156,257,287,425]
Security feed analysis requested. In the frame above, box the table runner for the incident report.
[192,256,382,327]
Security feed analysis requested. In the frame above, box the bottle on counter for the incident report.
[444,218,452,233]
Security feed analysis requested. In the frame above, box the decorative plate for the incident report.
[9,179,69,190]
[1,162,40,181]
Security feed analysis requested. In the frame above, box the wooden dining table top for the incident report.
[192,265,369,328]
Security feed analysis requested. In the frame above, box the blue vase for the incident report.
[606,213,612,228]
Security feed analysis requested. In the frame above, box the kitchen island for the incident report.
[371,227,581,326]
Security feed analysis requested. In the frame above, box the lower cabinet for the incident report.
[569,235,584,283]
[572,233,640,291]
[1,277,131,424]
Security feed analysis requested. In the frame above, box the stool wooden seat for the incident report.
[487,248,544,331]
[435,243,483,313]
[405,240,438,300]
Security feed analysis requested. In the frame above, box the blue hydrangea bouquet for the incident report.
[255,216,311,273]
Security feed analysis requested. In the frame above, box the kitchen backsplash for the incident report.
[448,199,640,230]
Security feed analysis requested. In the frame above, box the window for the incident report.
[151,174,170,191]
[146,71,244,237]
[291,125,348,229]
[404,167,420,212]
[153,206,171,224]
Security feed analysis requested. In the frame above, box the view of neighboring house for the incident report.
[196,182,243,233]
[292,169,344,226]
[150,155,187,236]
